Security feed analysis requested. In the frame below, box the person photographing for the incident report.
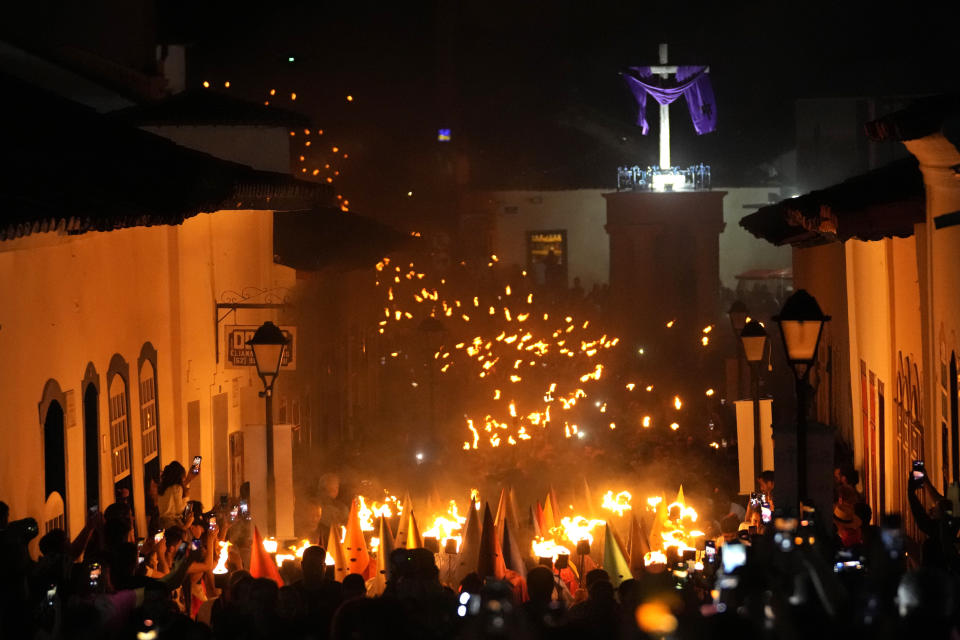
[157,457,201,530]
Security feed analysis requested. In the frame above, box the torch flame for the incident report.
[531,537,570,561]
[645,492,702,558]
[601,490,633,517]
[555,515,605,545]
[213,541,231,574]
[423,500,468,552]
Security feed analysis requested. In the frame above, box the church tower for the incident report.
[607,44,725,344]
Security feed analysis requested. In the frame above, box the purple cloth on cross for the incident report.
[624,65,716,136]
[677,65,717,135]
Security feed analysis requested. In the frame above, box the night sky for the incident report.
[169,1,958,217]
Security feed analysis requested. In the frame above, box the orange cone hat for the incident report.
[344,498,372,578]
[250,526,283,586]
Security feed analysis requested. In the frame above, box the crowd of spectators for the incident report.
[5,456,960,639]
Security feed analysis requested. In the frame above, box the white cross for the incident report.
[646,43,710,170]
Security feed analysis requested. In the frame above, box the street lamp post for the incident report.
[740,320,768,488]
[247,321,290,537]
[772,290,830,505]
[728,301,749,398]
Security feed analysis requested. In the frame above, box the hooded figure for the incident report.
[344,498,372,578]
[477,503,506,580]
[395,493,423,549]
[533,502,545,537]
[326,522,349,581]
[583,478,597,520]
[603,523,633,587]
[627,513,651,574]
[542,497,558,535]
[366,515,396,596]
[495,487,521,543]
[454,499,482,586]
[250,526,284,586]
[501,518,527,579]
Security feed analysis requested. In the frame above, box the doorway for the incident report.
[83,384,100,511]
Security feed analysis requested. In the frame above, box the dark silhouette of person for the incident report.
[291,546,342,640]
[522,566,564,637]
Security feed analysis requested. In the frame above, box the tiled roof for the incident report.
[740,157,924,246]
[864,94,960,143]
[112,90,311,129]
[0,74,330,241]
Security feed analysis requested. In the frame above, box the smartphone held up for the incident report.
[912,460,926,482]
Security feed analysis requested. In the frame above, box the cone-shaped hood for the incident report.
[534,501,545,535]
[649,497,667,548]
[454,498,482,586]
[530,503,542,539]
[396,492,423,549]
[501,518,527,579]
[344,498,372,577]
[326,522,349,582]
[546,487,561,531]
[426,485,443,517]
[376,515,397,581]
[542,497,557,534]
[675,485,685,506]
[365,514,397,596]
[405,510,423,549]
[495,488,509,540]
[603,522,633,587]
[495,487,522,544]
[583,478,597,519]
[250,526,284,586]
[628,513,651,573]
[477,503,506,580]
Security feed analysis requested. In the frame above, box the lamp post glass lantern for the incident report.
[248,321,289,390]
[740,320,768,489]
[740,321,767,365]
[247,321,290,536]
[773,289,830,378]
[728,300,748,334]
[728,300,750,399]
[772,289,830,505]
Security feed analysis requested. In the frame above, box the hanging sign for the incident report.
[225,325,297,370]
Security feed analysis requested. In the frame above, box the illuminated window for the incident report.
[527,230,568,289]
[139,358,159,465]
[107,356,132,484]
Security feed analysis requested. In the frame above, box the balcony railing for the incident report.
[616,164,711,192]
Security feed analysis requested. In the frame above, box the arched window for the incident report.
[107,355,133,507]
[138,344,160,468]
[138,343,161,529]
[39,379,67,532]
[81,363,101,511]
